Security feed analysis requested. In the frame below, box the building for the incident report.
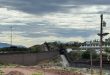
[80,39,110,54]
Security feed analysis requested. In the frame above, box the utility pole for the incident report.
[90,50,93,75]
[98,14,109,75]
[100,14,103,75]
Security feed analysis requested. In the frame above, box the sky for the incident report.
[0,0,110,47]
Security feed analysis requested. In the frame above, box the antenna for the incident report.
[10,25,13,47]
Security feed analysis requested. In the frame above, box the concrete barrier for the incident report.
[0,51,59,65]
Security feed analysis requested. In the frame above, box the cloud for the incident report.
[0,0,110,15]
[0,0,69,14]
[0,9,103,46]
[69,0,110,5]
[18,28,97,38]
[0,31,85,47]
[0,32,33,47]
[2,0,110,14]
[0,0,109,47]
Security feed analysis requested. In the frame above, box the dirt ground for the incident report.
[0,67,59,75]
[0,66,82,75]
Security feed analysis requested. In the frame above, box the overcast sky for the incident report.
[0,0,110,47]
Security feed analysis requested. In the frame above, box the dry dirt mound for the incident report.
[6,71,24,75]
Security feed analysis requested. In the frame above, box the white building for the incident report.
[80,39,110,54]
[66,48,73,53]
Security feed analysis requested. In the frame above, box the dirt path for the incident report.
[1,67,35,75]
[1,67,59,75]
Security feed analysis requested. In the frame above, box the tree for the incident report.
[29,45,42,53]
[81,50,98,59]
[104,48,110,61]
[105,48,110,53]
[68,51,81,61]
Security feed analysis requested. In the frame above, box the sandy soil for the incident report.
[0,67,59,75]
[0,67,82,75]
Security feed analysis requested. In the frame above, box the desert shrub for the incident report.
[32,72,43,75]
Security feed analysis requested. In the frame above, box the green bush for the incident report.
[81,50,98,59]
[68,51,81,61]
[32,72,43,75]
[0,70,4,75]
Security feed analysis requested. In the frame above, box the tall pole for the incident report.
[100,14,103,75]
[10,26,13,47]
[90,50,93,75]
[97,14,109,75]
